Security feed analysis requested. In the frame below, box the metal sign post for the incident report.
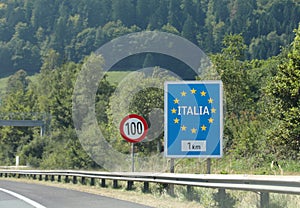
[119,114,148,172]
[131,143,135,172]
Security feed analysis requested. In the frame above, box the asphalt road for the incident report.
[0,180,153,208]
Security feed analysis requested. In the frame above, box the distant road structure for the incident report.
[0,112,49,136]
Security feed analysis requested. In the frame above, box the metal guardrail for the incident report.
[1,170,300,207]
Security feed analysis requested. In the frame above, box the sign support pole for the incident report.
[207,158,211,174]
[169,158,175,196]
[119,114,149,172]
[170,158,175,173]
[131,143,135,172]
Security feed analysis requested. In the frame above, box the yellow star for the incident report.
[171,108,177,114]
[174,118,180,124]
[190,88,196,94]
[208,98,213,103]
[191,128,197,134]
[200,91,206,96]
[174,98,179,104]
[208,118,214,123]
[181,91,187,96]
[201,125,207,131]
[211,108,217,113]
[181,125,187,131]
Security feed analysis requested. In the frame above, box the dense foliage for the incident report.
[0,0,299,75]
[0,1,299,172]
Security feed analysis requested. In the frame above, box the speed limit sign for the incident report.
[119,114,148,143]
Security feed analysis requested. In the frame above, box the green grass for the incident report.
[105,71,131,84]
[0,74,39,102]
[0,71,130,101]
[0,76,8,91]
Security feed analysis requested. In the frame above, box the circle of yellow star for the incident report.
[174,98,179,104]
[208,118,214,123]
[190,88,196,94]
[171,108,177,114]
[201,125,207,131]
[208,98,213,103]
[181,125,187,131]
[191,128,197,134]
[211,108,217,113]
[201,91,206,96]
[181,91,187,96]
[174,118,180,124]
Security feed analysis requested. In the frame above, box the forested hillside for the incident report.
[0,0,299,75]
[0,0,299,173]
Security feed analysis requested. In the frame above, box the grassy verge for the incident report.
[173,156,300,175]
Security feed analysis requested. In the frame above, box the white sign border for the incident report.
[164,80,223,158]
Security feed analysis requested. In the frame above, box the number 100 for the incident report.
[125,121,143,136]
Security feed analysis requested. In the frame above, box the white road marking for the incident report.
[0,188,47,208]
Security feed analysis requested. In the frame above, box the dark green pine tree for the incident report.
[136,0,155,29]
[167,0,182,30]
[143,53,154,68]
[181,15,197,44]
[148,0,168,29]
[111,0,135,26]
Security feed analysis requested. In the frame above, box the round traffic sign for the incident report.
[119,114,148,143]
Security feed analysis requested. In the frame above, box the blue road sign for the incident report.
[164,81,223,158]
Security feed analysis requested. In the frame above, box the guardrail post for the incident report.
[33,174,36,180]
[260,192,269,208]
[127,181,134,190]
[57,175,61,182]
[39,174,43,181]
[45,175,49,181]
[218,188,226,208]
[50,175,55,182]
[90,178,95,186]
[64,175,69,183]
[81,177,86,185]
[72,176,77,184]
[113,180,118,188]
[165,183,175,197]
[101,179,106,187]
[187,185,193,201]
[143,182,150,193]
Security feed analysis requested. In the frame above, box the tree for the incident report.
[181,15,197,44]
[265,25,300,159]
[142,53,154,68]
[106,68,173,156]
[136,0,154,28]
[211,34,262,157]
[86,0,111,27]
[211,34,252,114]
[0,70,36,165]
[111,0,135,26]
[148,0,168,29]
[0,42,13,72]
[6,69,29,94]
[167,0,182,30]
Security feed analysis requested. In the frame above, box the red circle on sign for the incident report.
[119,114,148,143]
